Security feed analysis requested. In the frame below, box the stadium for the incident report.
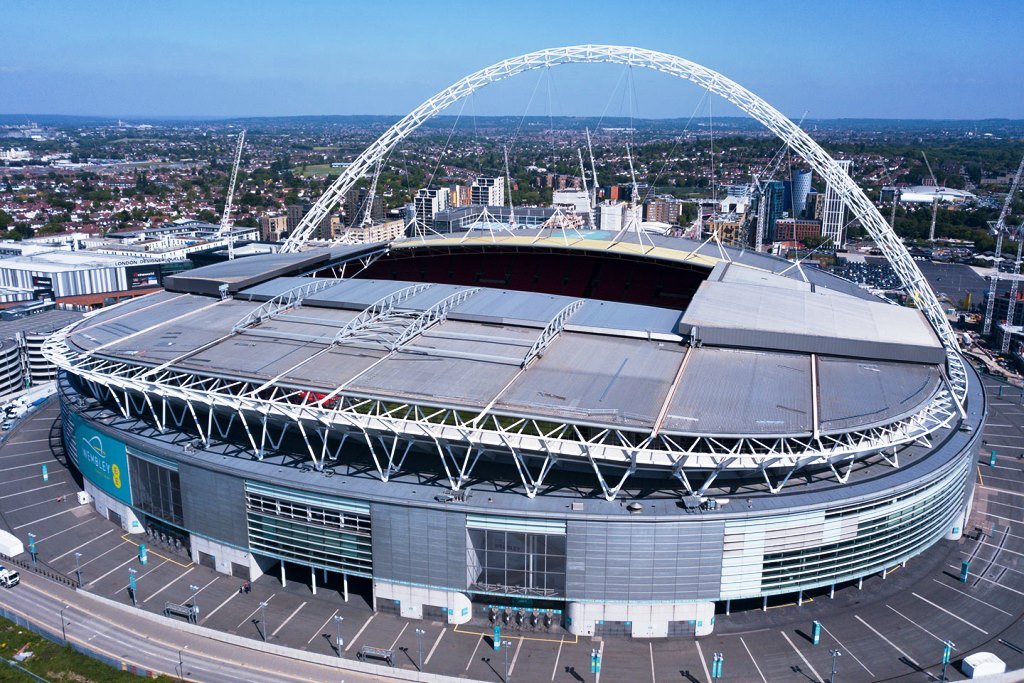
[45,46,985,639]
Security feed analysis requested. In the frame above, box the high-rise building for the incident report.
[470,177,505,206]
[259,214,288,241]
[598,202,626,232]
[343,187,384,226]
[775,218,823,242]
[762,181,785,242]
[286,204,335,240]
[784,169,813,218]
[644,198,686,224]
[821,160,852,248]
[413,187,450,234]
[448,184,472,208]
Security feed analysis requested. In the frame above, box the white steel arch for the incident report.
[280,45,966,401]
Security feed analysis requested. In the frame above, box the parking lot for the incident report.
[2,385,1024,681]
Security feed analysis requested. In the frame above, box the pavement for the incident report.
[1,383,1024,682]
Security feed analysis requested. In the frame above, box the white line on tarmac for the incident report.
[818,622,873,677]
[549,634,564,681]
[695,640,712,683]
[974,538,1024,559]
[34,518,95,544]
[780,630,824,683]
[854,614,919,666]
[0,471,67,487]
[236,593,276,629]
[0,482,66,500]
[913,592,989,634]
[6,498,62,514]
[595,640,604,683]
[271,600,307,638]
[6,438,52,446]
[982,485,1024,499]
[462,630,483,671]
[931,578,1012,616]
[345,612,375,652]
[981,510,1021,525]
[86,554,139,587]
[2,461,57,473]
[739,636,768,683]
[887,604,947,643]
[203,586,242,624]
[50,529,114,562]
[12,505,80,529]
[307,608,339,645]
[952,565,1024,597]
[648,642,656,683]
[509,637,525,676]
[144,566,195,604]
[0,449,53,460]
[986,443,1024,450]
[115,558,168,591]
[388,622,409,651]
[76,541,128,569]
[425,627,447,667]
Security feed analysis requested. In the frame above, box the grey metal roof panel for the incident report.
[69,294,211,351]
[495,332,687,428]
[662,347,813,436]
[817,357,943,433]
[570,300,683,336]
[163,250,338,295]
[448,288,577,327]
[679,279,944,364]
[1,308,85,341]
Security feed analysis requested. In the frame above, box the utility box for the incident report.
[0,529,25,558]
[961,652,1006,678]
[77,490,93,505]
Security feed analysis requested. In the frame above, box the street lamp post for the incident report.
[74,552,82,587]
[259,601,268,641]
[59,607,67,642]
[829,648,842,683]
[712,652,723,682]
[177,648,184,682]
[189,584,199,624]
[333,614,344,655]
[27,533,36,568]
[128,568,137,607]
[503,639,510,682]
[415,627,425,671]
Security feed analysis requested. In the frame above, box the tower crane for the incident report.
[359,158,383,228]
[982,155,1024,336]
[921,151,939,242]
[219,129,246,260]
[577,148,595,228]
[503,145,516,228]
[585,128,599,209]
[1002,221,1024,353]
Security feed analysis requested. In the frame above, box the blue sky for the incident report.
[2,0,1021,119]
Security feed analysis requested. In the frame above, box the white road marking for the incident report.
[144,566,195,604]
[307,608,340,645]
[931,578,1012,616]
[271,600,307,638]
[32,518,95,544]
[695,640,712,683]
[462,631,483,671]
[818,622,874,677]
[345,612,375,652]
[974,538,1024,558]
[549,634,564,681]
[0,449,54,460]
[76,541,129,569]
[49,529,114,562]
[780,630,824,683]
[854,614,919,665]
[2,461,58,473]
[981,485,1024,499]
[887,604,947,643]
[509,637,525,676]
[7,498,63,514]
[985,443,1024,450]
[425,627,446,666]
[0,471,68,486]
[12,506,77,529]
[739,636,768,683]
[648,642,656,683]
[912,592,989,634]
[86,554,139,588]
[0,482,67,500]
[203,585,243,624]
[115,558,168,591]
[5,438,53,446]
[387,622,409,651]
[236,592,276,629]
[595,639,604,683]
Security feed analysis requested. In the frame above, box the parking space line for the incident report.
[549,634,564,681]
[2,461,57,473]
[76,540,128,569]
[86,554,139,588]
[345,612,375,652]
[12,506,79,529]
[887,604,946,644]
[0,471,68,487]
[974,538,1024,558]
[34,518,95,544]
[236,593,276,629]
[388,622,409,651]
[817,623,874,676]
[203,586,243,624]
[462,631,483,672]
[509,637,524,676]
[955,566,1024,596]
[854,614,919,665]
[271,600,307,638]
[0,482,66,500]
[931,579,1012,616]
[307,608,339,645]
[144,566,195,604]
[981,484,1024,499]
[648,642,655,683]
[912,592,988,634]
[595,640,604,683]
[981,510,1020,525]
[695,640,712,683]
[5,438,52,446]
[780,631,823,683]
[116,558,168,591]
[7,498,64,514]
[50,529,115,562]
[0,449,54,460]
[739,636,768,683]
[425,627,446,666]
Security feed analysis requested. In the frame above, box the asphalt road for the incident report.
[2,386,1024,682]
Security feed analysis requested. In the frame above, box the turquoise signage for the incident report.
[75,421,132,505]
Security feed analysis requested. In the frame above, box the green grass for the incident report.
[0,614,174,682]
[292,163,347,177]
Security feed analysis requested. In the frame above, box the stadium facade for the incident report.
[48,231,985,638]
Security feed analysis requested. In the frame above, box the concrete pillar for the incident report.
[797,590,803,606]
[343,573,349,602]
[725,599,731,616]
[829,584,835,599]
[762,595,768,612]
[858,577,863,590]
[311,566,317,596]
[280,560,287,588]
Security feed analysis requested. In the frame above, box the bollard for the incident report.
[139,543,148,566]
[41,464,48,482]
[493,625,501,651]
[990,450,997,467]
[812,620,822,645]
[960,560,970,583]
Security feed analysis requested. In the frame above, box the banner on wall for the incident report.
[74,420,132,505]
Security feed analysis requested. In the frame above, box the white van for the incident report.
[0,567,20,588]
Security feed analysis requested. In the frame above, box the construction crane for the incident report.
[577,148,595,228]
[585,128,599,209]
[359,158,383,228]
[219,129,246,260]
[1002,222,1024,353]
[503,145,516,228]
[921,151,939,242]
[982,155,1024,336]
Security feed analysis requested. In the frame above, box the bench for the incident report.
[356,645,394,666]
[164,601,196,623]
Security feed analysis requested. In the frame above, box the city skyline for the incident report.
[3,0,1023,120]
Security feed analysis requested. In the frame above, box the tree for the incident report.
[0,209,12,230]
